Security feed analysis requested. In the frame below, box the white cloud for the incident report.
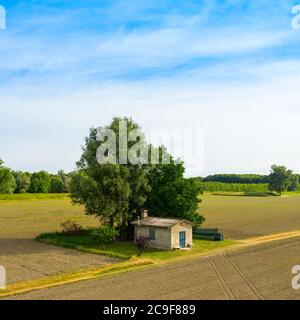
[1,58,299,176]
[1,1,299,175]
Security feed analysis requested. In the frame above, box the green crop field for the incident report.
[200,194,300,239]
[0,193,70,203]
[0,198,98,239]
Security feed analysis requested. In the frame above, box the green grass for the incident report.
[0,193,70,202]
[36,232,236,262]
[282,191,300,197]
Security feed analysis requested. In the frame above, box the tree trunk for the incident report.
[119,221,134,241]
[109,216,114,228]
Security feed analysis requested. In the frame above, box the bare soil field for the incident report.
[2,196,300,297]
[0,200,118,284]
[0,239,119,284]
[7,236,300,300]
[200,194,300,239]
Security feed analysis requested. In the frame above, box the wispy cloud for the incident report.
[0,0,297,86]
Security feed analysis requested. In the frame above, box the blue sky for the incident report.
[0,0,300,176]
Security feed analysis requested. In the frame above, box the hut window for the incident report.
[149,229,156,240]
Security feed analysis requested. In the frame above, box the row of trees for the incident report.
[0,160,71,194]
[194,165,299,195]
[202,174,270,184]
[199,182,269,193]
[1,162,298,198]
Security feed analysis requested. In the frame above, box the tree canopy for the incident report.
[146,156,204,225]
[28,171,51,193]
[70,117,205,239]
[268,165,293,195]
[70,117,150,240]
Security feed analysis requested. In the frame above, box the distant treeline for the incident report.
[191,172,300,193]
[1,158,300,195]
[202,174,270,184]
[0,160,71,194]
[199,182,269,193]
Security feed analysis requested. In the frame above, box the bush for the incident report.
[60,220,85,236]
[89,227,119,244]
[135,235,150,256]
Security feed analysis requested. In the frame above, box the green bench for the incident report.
[193,228,224,241]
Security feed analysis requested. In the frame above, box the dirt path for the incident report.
[241,230,300,246]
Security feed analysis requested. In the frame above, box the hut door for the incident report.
[179,231,186,248]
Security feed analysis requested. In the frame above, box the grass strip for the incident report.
[0,193,70,202]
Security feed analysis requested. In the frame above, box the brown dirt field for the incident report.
[200,194,300,239]
[0,239,119,285]
[0,200,119,285]
[7,236,300,300]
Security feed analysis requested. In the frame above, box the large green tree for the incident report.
[71,117,205,239]
[268,165,293,196]
[146,152,204,226]
[71,117,150,240]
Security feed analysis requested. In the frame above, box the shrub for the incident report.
[135,235,150,256]
[60,220,85,236]
[89,227,119,244]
